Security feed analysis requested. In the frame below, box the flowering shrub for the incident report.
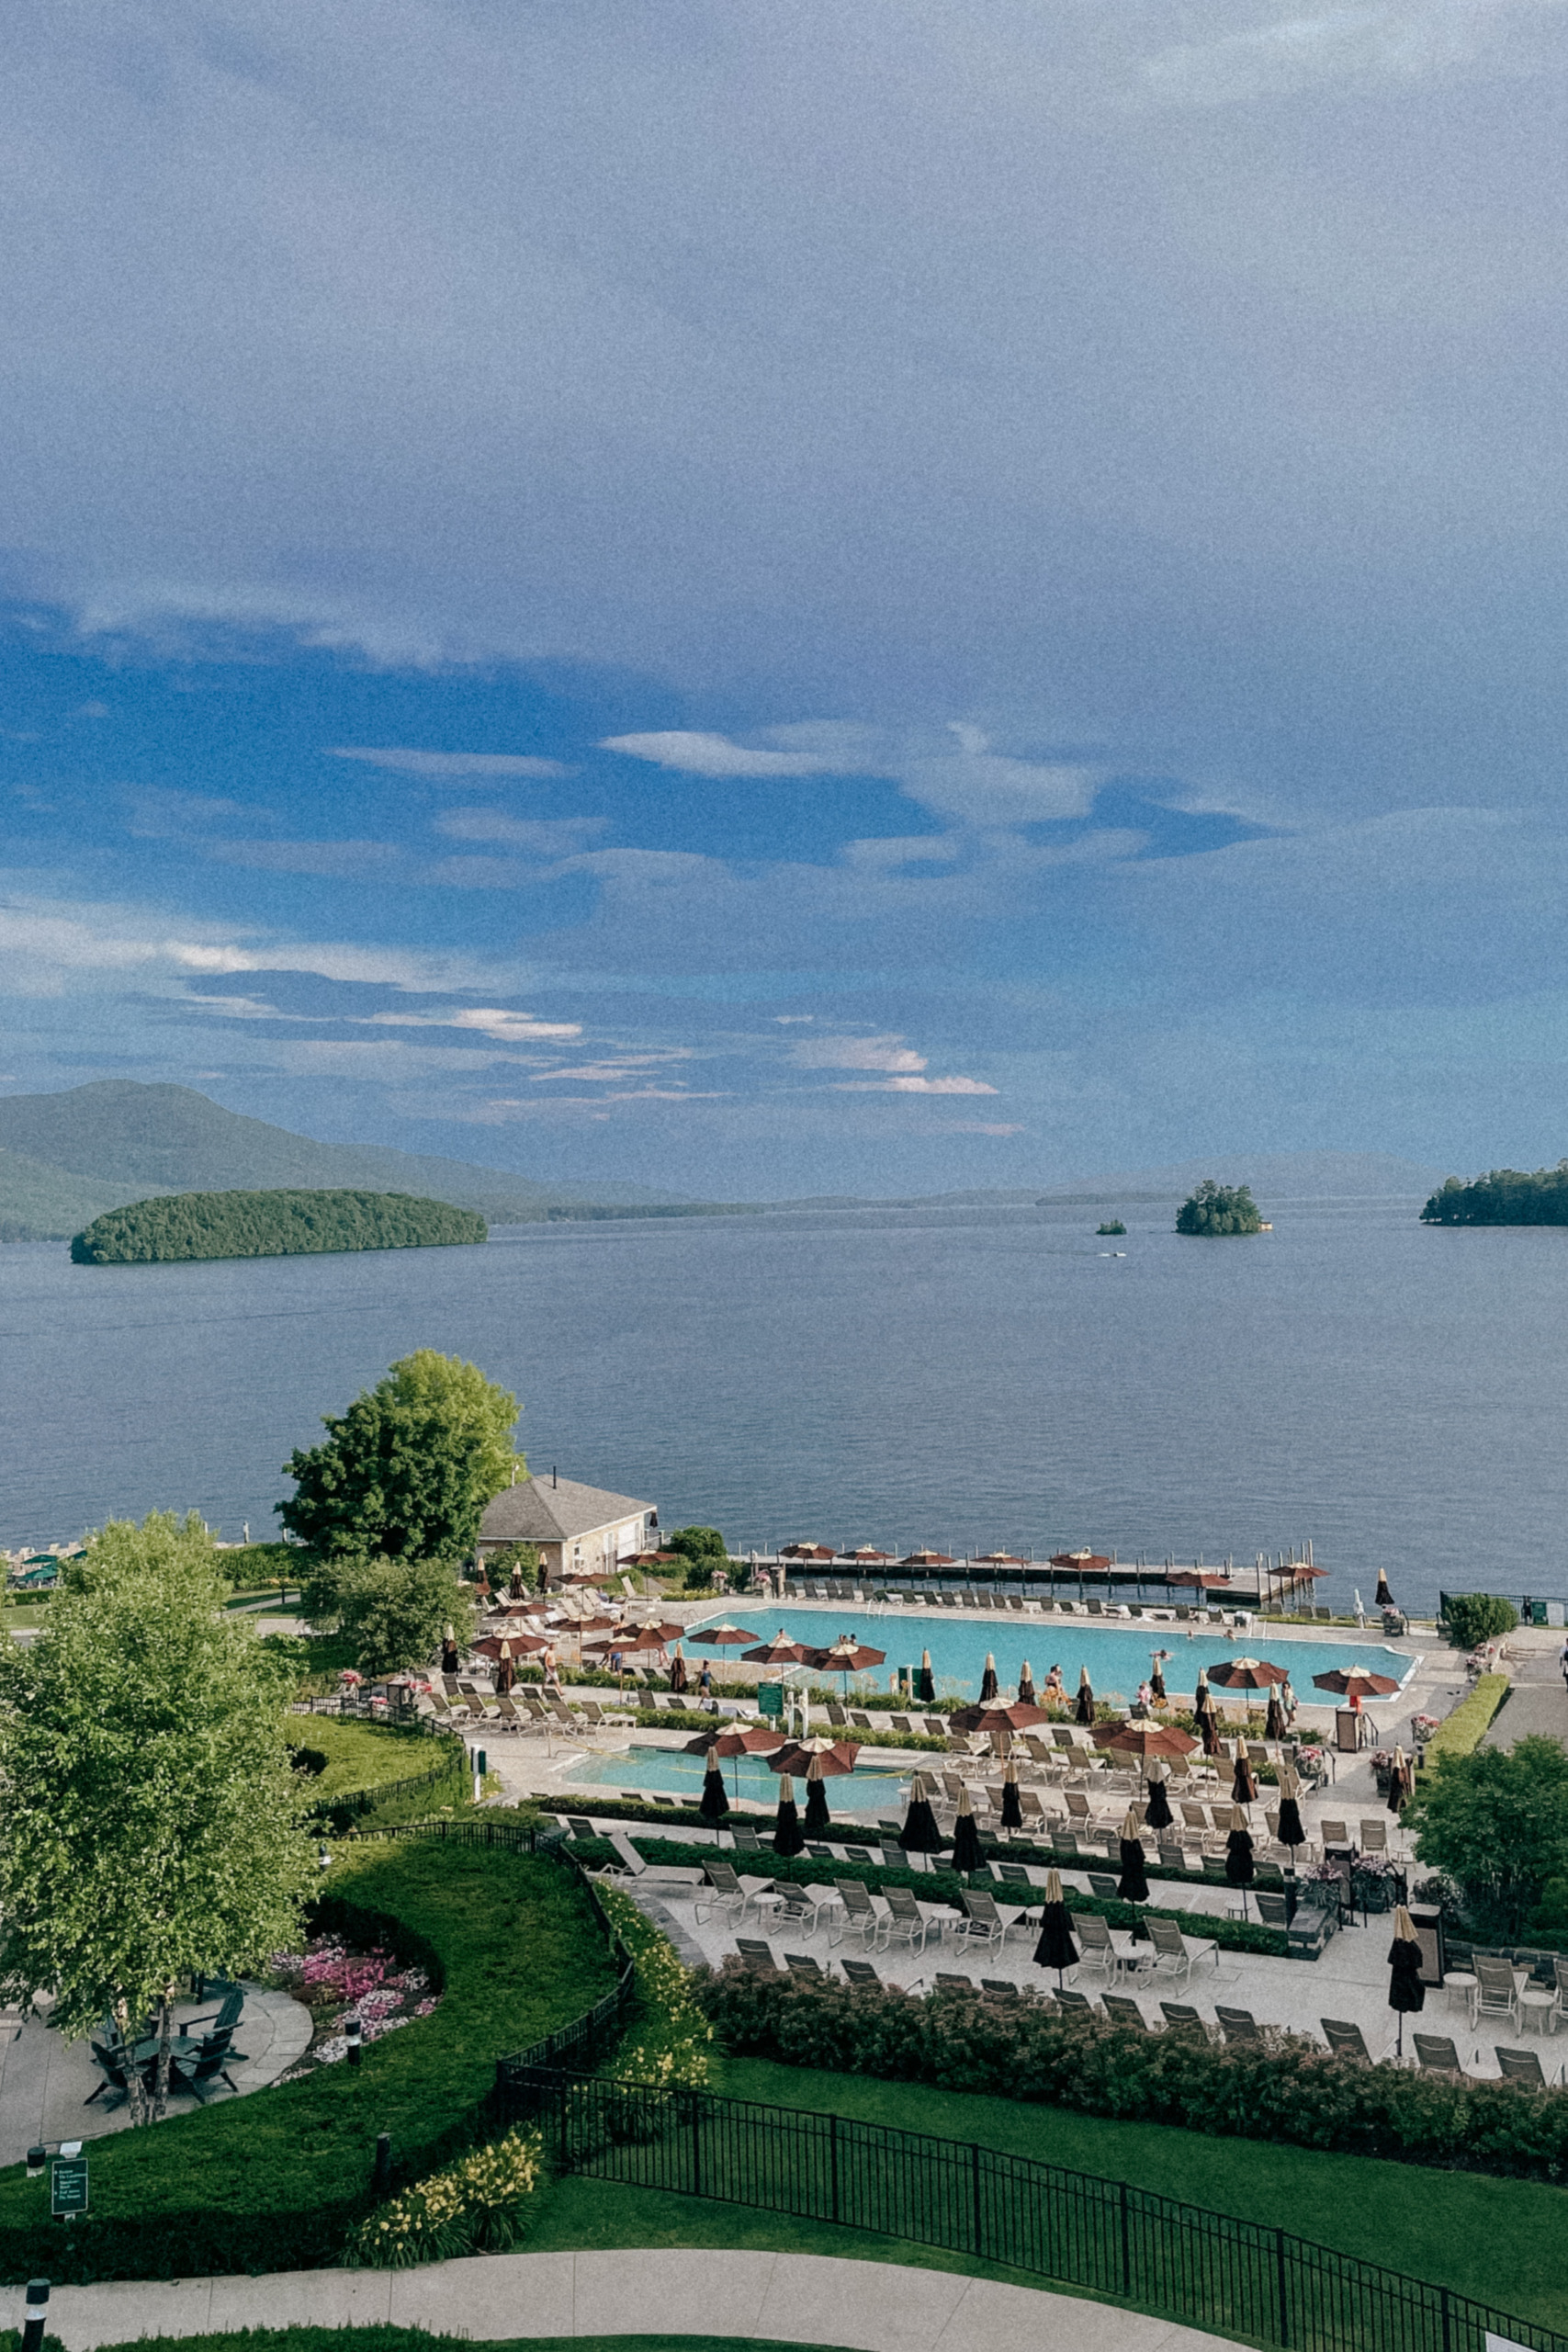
[346,2130,543,2267]
[266,1932,441,2071]
[595,1883,712,2090]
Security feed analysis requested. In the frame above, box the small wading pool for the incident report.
[565,1744,910,1812]
[686,1608,1417,1704]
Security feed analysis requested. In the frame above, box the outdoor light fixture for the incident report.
[25,2147,44,2178]
[344,2016,362,2067]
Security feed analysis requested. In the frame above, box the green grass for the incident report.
[29,2335,866,2352]
[688,2055,1568,2333]
[0,1841,615,2282]
[291,1716,457,1804]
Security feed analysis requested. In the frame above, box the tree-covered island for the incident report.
[70,1186,487,1264]
[1422,1164,1568,1225]
[1175,1180,1265,1236]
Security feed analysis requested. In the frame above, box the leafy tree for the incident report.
[1175,1181,1264,1237]
[1441,1592,1519,1649]
[1422,1163,1568,1226]
[1410,1736,1568,1941]
[280,1351,520,1561]
[72,1188,485,1264]
[305,1553,476,1676]
[488,1541,544,1594]
[0,1512,317,2122]
[667,1525,728,1591]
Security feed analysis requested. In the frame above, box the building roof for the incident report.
[478,1474,656,1547]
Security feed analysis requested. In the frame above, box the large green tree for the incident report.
[1176,1180,1264,1236]
[0,1512,317,2121]
[280,1351,520,1561]
[304,1552,476,1676]
[1410,1735,1568,1941]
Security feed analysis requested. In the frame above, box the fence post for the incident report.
[971,2142,984,2259]
[1275,2227,1289,2349]
[829,2111,840,2224]
[1440,2287,1451,2352]
[1119,2180,1131,2299]
[691,2094,703,2197]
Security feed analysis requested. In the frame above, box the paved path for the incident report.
[1483,1655,1568,1750]
[3,2248,1245,2352]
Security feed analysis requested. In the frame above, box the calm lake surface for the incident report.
[4,1195,1564,1616]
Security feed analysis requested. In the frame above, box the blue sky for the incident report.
[5,2,1568,1197]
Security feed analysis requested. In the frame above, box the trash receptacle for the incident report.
[1408,1901,1446,1986]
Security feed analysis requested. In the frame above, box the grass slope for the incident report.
[71,1188,485,1264]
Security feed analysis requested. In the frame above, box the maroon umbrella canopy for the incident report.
[1312,1666,1400,1698]
[1164,1569,1233,1589]
[948,1701,1051,1734]
[584,1625,669,1657]
[849,1547,897,1562]
[1100,1723,1199,1759]
[973,1551,1026,1565]
[767,1738,861,1776]
[471,1631,549,1659]
[780,1542,837,1559]
[693,1622,761,1646]
[1051,1550,1111,1571]
[683,1725,790,1757]
[742,1633,819,1666]
[1207,1657,1290,1690]
[816,1636,887,1673]
[902,1549,956,1566]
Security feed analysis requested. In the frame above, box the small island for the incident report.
[70,1187,487,1265]
[1422,1164,1568,1225]
[1096,1219,1127,1236]
[1176,1180,1265,1236]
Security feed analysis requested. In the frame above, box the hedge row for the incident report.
[1422,1674,1510,1764]
[0,1840,615,2284]
[601,1835,1289,1958]
[698,1967,1568,2181]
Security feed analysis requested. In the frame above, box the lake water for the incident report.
[686,1608,1415,1704]
[3,1194,1565,1618]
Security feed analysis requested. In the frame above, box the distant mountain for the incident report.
[1034,1151,1447,1204]
[0,1081,691,1242]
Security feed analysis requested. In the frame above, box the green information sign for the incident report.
[51,2157,89,2217]
[757,1681,784,1720]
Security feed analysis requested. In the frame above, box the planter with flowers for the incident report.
[1352,1851,1398,1913]
[1299,1860,1344,1912]
[266,1930,441,2075]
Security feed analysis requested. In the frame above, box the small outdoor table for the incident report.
[1443,1971,1477,2019]
[1519,1987,1554,2036]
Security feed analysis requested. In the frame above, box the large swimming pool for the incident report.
[686,1608,1416,1704]
[564,1744,909,1813]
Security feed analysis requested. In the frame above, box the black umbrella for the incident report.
[1265,1691,1286,1741]
[1075,1668,1096,1726]
[1017,1661,1037,1705]
[897,1772,948,1853]
[773,1772,806,1858]
[979,1652,1000,1702]
[1198,1710,1222,1758]
[1032,1868,1079,1986]
[1224,1804,1255,1916]
[914,1648,936,1705]
[698,1752,730,1824]
[668,1645,688,1696]
[952,1786,984,1876]
[1388,1743,1414,1816]
[1231,1741,1258,1804]
[1388,1903,1426,2056]
[1149,1654,1168,1703]
[1193,1668,1213,1715]
[1117,1810,1150,1903]
[1375,1570,1395,1611]
[804,1752,832,1835]
[1000,1759,1024,1831]
[1143,1765,1174,1835]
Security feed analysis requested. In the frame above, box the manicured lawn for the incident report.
[0,1841,614,2282]
[695,2055,1568,2333]
[293,1716,458,1804]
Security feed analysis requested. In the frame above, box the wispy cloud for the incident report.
[364,1006,581,1042]
[836,1074,999,1095]
[600,730,840,778]
[434,808,608,853]
[327,748,571,781]
[789,1034,928,1074]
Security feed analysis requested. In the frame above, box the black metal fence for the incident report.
[304,1730,469,1828]
[502,2069,1565,2352]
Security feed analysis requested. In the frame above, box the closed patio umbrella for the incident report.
[1017,1660,1037,1704]
[1264,1691,1286,1741]
[698,1748,730,1824]
[1276,1763,1307,1858]
[979,1652,1000,1702]
[1032,1868,1079,1985]
[1117,1809,1150,1904]
[1000,1758,1024,1831]
[668,1645,688,1696]
[1388,1743,1414,1815]
[1231,1740,1258,1804]
[1143,1761,1174,1835]
[773,1772,806,1858]
[1149,1653,1168,1704]
[1224,1804,1255,1915]
[804,1752,832,1835]
[1387,1903,1425,2056]
[1193,1669,1214,1716]
[1075,1668,1096,1726]
[915,1648,937,1705]
[898,1771,948,1853]
[1199,1710,1223,1758]
[952,1785,984,1876]
[1374,1570,1395,1611]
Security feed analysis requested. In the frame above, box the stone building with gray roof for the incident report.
[476,1471,657,1587]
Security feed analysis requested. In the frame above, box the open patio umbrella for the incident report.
[1224,1804,1256,1913]
[1231,1740,1258,1804]
[1374,1570,1395,1610]
[1017,1660,1037,1704]
[1265,1691,1287,1741]
[1387,1904,1425,2055]
[949,1700,1050,1736]
[1117,1809,1150,1903]
[698,1747,730,1824]
[1000,1758,1024,1830]
[952,1785,984,1876]
[684,1724,788,1756]
[768,1737,859,1776]
[979,1652,1000,1702]
[586,1624,671,1661]
[742,1631,818,1667]
[898,1772,948,1853]
[903,1549,956,1567]
[1312,1666,1399,1700]
[1052,1551,1111,1572]
[471,1629,548,1660]
[1075,1667,1096,1726]
[804,1751,832,1835]
[1208,1657,1290,1691]
[1387,1744,1414,1815]
[696,1623,761,1647]
[1032,1868,1079,1985]
[1143,1761,1174,1834]
[668,1645,688,1696]
[1276,1763,1307,1857]
[915,1648,937,1704]
[773,1772,806,1858]
[1100,1723,1198,1765]
[816,1634,886,1688]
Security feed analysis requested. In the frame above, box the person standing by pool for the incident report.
[1043,1663,1065,1701]
[698,1657,714,1701]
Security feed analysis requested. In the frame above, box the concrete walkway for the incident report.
[2,2247,1247,2352]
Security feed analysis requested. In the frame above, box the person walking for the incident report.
[1559,1636,1568,1694]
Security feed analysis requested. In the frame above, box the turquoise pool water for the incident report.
[687,1608,1416,1705]
[564,1744,910,1813]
